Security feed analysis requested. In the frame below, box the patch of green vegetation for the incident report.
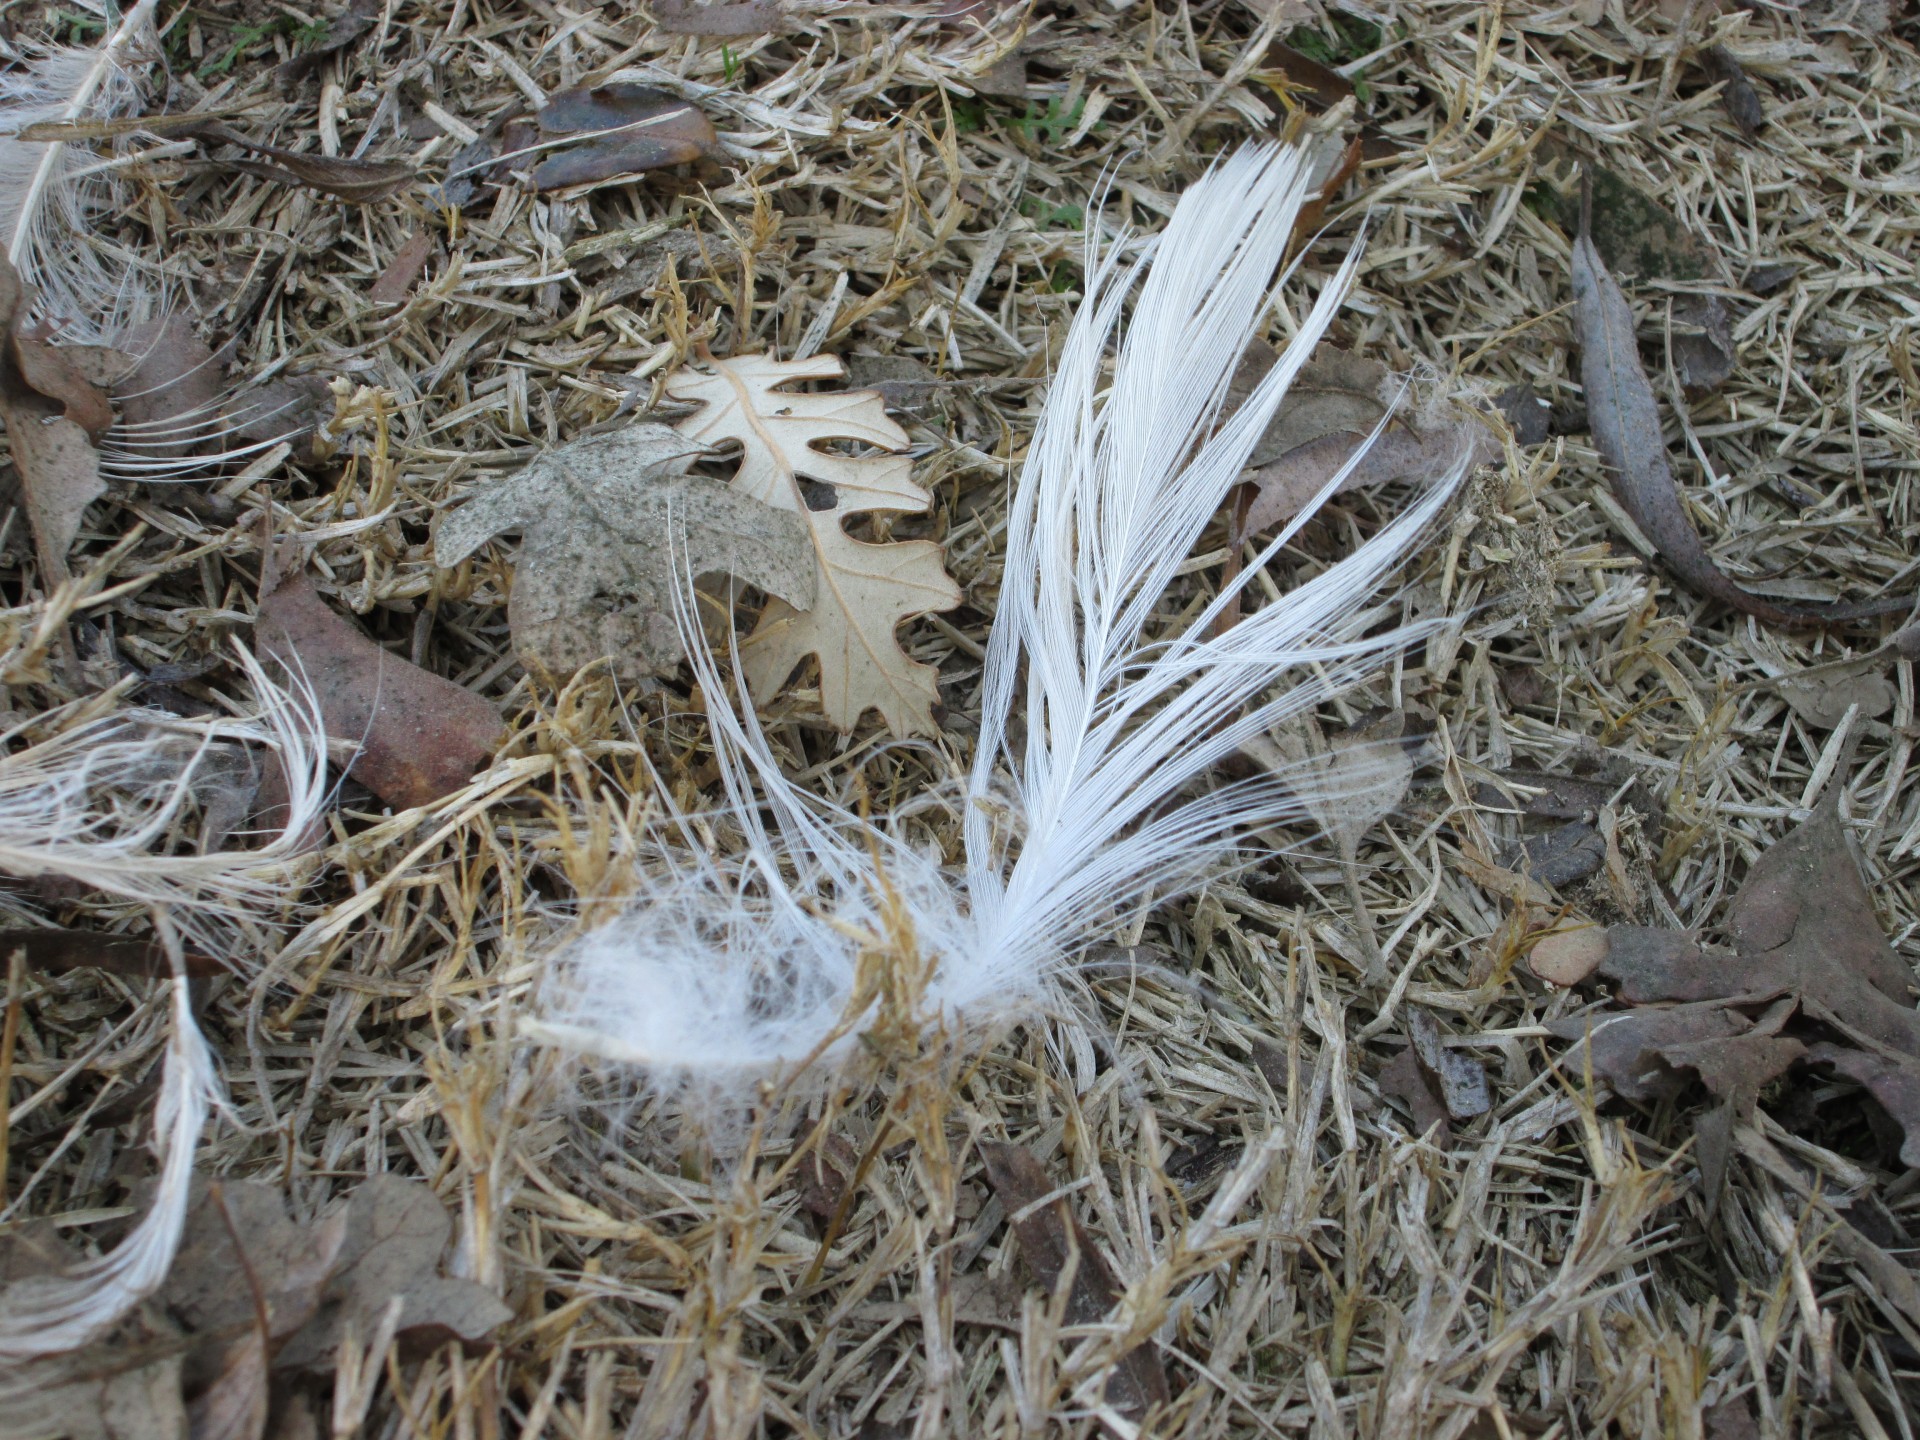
[201,14,328,79]
[950,97,987,134]
[721,45,740,84]
[1019,197,1084,230]
[1007,96,1086,148]
[50,8,106,44]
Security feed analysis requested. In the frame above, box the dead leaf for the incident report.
[977,1142,1169,1417]
[277,0,382,84]
[112,317,222,459]
[367,231,432,306]
[1776,663,1895,729]
[164,1181,347,1440]
[433,421,816,682]
[666,354,963,735]
[1378,1046,1451,1144]
[1224,342,1491,538]
[1701,45,1764,138]
[1742,263,1797,296]
[255,547,505,810]
[651,0,791,35]
[1669,295,1735,395]
[0,927,222,980]
[511,84,718,192]
[1514,821,1607,888]
[272,1174,512,1371]
[0,252,115,588]
[1572,210,1909,628]
[843,354,942,411]
[1495,383,1553,446]
[1528,922,1610,988]
[189,124,413,204]
[1704,1398,1761,1440]
[1409,1008,1491,1120]
[1548,791,1920,1161]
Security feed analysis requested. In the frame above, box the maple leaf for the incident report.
[433,421,816,683]
[664,353,963,737]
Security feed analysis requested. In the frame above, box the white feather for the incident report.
[0,938,213,1365]
[0,649,329,916]
[0,649,329,1364]
[0,0,162,342]
[527,142,1474,1097]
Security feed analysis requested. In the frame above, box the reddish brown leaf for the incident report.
[255,547,504,810]
[523,85,718,191]
[979,1142,1168,1416]
[368,230,432,306]
[1807,1044,1920,1167]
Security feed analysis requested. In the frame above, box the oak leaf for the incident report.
[433,421,816,682]
[665,353,962,736]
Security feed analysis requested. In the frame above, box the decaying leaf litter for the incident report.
[2,0,1919,1435]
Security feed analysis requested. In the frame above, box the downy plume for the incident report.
[0,649,329,1363]
[528,143,1477,1096]
[0,0,163,343]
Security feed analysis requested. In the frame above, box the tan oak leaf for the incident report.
[665,353,961,736]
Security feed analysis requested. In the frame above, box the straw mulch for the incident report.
[5,0,1920,1434]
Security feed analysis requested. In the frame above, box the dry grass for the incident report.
[5,0,1920,1434]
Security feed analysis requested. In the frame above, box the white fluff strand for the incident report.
[531,141,1475,1093]
[0,649,329,1363]
[0,0,163,340]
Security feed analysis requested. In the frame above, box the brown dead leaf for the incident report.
[1224,341,1491,539]
[1548,790,1920,1162]
[0,252,116,589]
[1572,201,1910,628]
[0,927,222,980]
[188,124,413,204]
[978,1142,1169,1417]
[1527,922,1609,988]
[1247,709,1412,979]
[272,1174,512,1371]
[511,84,718,192]
[1701,45,1765,137]
[433,421,816,683]
[1378,1046,1451,1145]
[367,230,432,306]
[112,317,222,460]
[1409,1008,1491,1120]
[255,546,505,810]
[666,354,963,736]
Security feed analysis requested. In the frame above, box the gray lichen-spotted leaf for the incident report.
[434,422,815,681]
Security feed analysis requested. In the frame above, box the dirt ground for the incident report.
[5,0,1920,1435]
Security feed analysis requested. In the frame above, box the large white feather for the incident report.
[528,142,1473,1094]
[0,0,162,341]
[0,650,329,1364]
